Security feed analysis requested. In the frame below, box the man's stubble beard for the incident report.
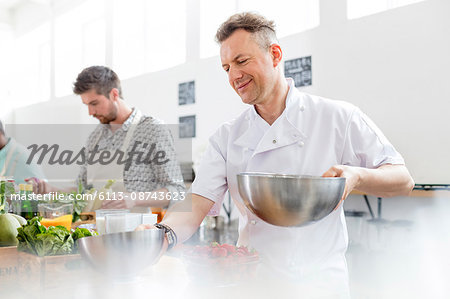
[99,102,118,124]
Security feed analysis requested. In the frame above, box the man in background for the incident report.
[30,66,185,211]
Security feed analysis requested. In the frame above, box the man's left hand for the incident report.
[322,165,361,210]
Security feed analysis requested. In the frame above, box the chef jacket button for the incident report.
[298,141,305,147]
[251,220,257,225]
[272,139,277,144]
[300,105,305,111]
[293,134,298,138]
[244,147,249,152]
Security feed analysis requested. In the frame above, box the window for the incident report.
[0,25,14,116]
[200,0,321,58]
[113,0,186,78]
[144,0,186,72]
[12,22,50,106]
[38,41,51,102]
[112,0,146,79]
[200,0,236,58]
[55,0,105,97]
[238,0,320,39]
[347,0,427,19]
[83,18,106,67]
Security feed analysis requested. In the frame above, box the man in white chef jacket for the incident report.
[139,12,414,295]
[29,66,185,211]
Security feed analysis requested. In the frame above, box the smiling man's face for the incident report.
[220,29,277,106]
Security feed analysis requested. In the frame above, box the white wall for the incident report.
[6,0,450,184]
[122,57,247,155]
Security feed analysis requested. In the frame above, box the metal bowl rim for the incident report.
[76,229,164,245]
[237,172,346,181]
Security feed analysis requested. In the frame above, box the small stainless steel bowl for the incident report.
[77,229,164,278]
[237,172,346,227]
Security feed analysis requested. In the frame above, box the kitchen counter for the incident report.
[4,255,344,299]
[1,253,327,299]
[2,243,347,299]
[1,217,349,298]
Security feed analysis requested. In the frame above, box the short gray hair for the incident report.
[215,12,278,50]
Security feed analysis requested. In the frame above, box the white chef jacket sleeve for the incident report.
[341,108,405,168]
[190,128,228,215]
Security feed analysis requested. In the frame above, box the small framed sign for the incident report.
[178,81,195,105]
[284,56,312,87]
[179,115,196,138]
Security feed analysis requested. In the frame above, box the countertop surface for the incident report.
[3,252,341,299]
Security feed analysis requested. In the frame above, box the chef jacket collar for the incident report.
[246,78,299,120]
[233,78,307,151]
[233,115,261,150]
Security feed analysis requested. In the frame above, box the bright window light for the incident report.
[12,22,50,106]
[112,0,146,79]
[38,41,51,102]
[83,18,106,67]
[347,0,427,19]
[238,0,320,39]
[145,0,186,72]
[200,0,236,58]
[113,0,186,78]
[55,0,105,97]
[0,26,14,117]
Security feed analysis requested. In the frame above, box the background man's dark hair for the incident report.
[73,66,123,99]
[215,12,278,50]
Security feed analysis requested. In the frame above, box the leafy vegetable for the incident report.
[16,216,97,256]
[16,217,46,255]
[0,214,22,246]
[71,227,95,241]
[71,227,96,252]
[34,226,74,256]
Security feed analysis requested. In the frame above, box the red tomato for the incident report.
[221,243,237,254]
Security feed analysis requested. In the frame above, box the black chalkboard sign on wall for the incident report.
[179,115,196,138]
[178,81,195,105]
[284,56,312,87]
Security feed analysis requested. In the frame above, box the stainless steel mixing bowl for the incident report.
[237,172,346,227]
[77,229,164,278]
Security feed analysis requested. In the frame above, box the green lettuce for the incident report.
[16,216,97,256]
